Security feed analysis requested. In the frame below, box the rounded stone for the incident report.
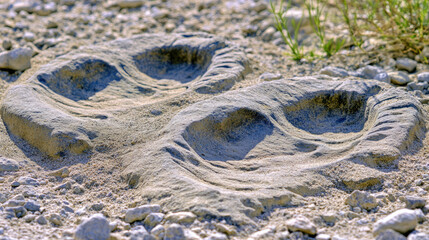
[74,213,110,240]
[373,209,418,235]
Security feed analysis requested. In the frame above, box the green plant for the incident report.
[338,0,429,54]
[270,0,306,60]
[305,0,345,57]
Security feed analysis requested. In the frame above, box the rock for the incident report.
[0,158,19,172]
[54,181,72,190]
[215,223,237,236]
[5,206,27,218]
[407,82,427,91]
[408,231,429,240]
[184,230,201,240]
[165,212,196,224]
[72,185,85,194]
[124,204,161,223]
[413,209,425,223]
[375,229,406,240]
[389,71,412,86]
[2,40,12,50]
[0,48,33,71]
[23,32,35,42]
[320,212,339,226]
[203,233,227,240]
[396,58,417,72]
[113,0,144,8]
[23,214,36,223]
[373,209,418,235]
[345,190,378,210]
[259,72,282,81]
[316,234,331,240]
[249,227,275,239]
[75,214,110,240]
[319,66,349,77]
[285,215,317,235]
[36,215,48,225]
[151,225,165,239]
[17,177,39,186]
[48,167,70,178]
[24,200,41,212]
[143,213,164,228]
[90,202,105,211]
[404,196,426,209]
[417,72,429,83]
[356,65,390,83]
[261,27,276,42]
[165,224,185,240]
[128,226,153,240]
[49,213,62,226]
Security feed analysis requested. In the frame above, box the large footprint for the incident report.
[123,77,426,224]
[1,33,249,157]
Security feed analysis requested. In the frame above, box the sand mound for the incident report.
[1,33,248,157]
[123,77,425,224]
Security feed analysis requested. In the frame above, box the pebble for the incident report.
[407,231,429,240]
[404,196,426,209]
[75,213,110,240]
[18,176,39,186]
[36,215,48,225]
[356,65,390,83]
[90,202,105,211]
[116,0,144,8]
[345,190,378,210]
[396,58,417,72]
[72,185,85,194]
[124,204,161,223]
[373,209,418,235]
[389,71,412,86]
[320,212,339,226]
[0,48,33,71]
[285,215,317,235]
[6,206,27,218]
[248,227,275,239]
[0,157,19,172]
[49,213,63,226]
[24,200,41,212]
[319,66,349,77]
[316,234,332,240]
[259,72,282,81]
[417,72,429,82]
[49,167,70,178]
[23,214,36,223]
[165,212,196,224]
[407,82,428,91]
[151,225,165,239]
[23,32,35,42]
[2,40,12,50]
[165,224,185,240]
[375,229,406,240]
[215,223,237,236]
[143,212,164,228]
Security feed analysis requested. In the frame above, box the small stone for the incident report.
[319,66,349,77]
[49,213,62,226]
[0,158,19,172]
[407,231,429,240]
[274,231,290,240]
[55,181,72,190]
[49,167,70,178]
[345,190,378,210]
[11,181,20,188]
[389,71,412,86]
[36,215,48,225]
[396,58,417,72]
[285,215,317,235]
[2,40,12,50]
[316,234,331,240]
[17,176,39,186]
[75,213,110,240]
[24,200,41,212]
[23,32,35,42]
[165,212,196,224]
[375,229,406,240]
[46,20,58,29]
[373,209,418,235]
[23,214,36,223]
[6,206,27,218]
[0,48,33,71]
[261,27,276,42]
[320,212,339,225]
[72,185,85,194]
[165,224,185,240]
[90,202,105,211]
[184,230,201,240]
[151,225,165,239]
[249,227,275,239]
[414,209,426,223]
[143,212,164,228]
[116,0,144,8]
[124,204,161,223]
[417,72,429,83]
[357,65,390,83]
[203,233,227,240]
[259,72,282,81]
[407,82,427,91]
[215,223,237,236]
[404,196,426,209]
